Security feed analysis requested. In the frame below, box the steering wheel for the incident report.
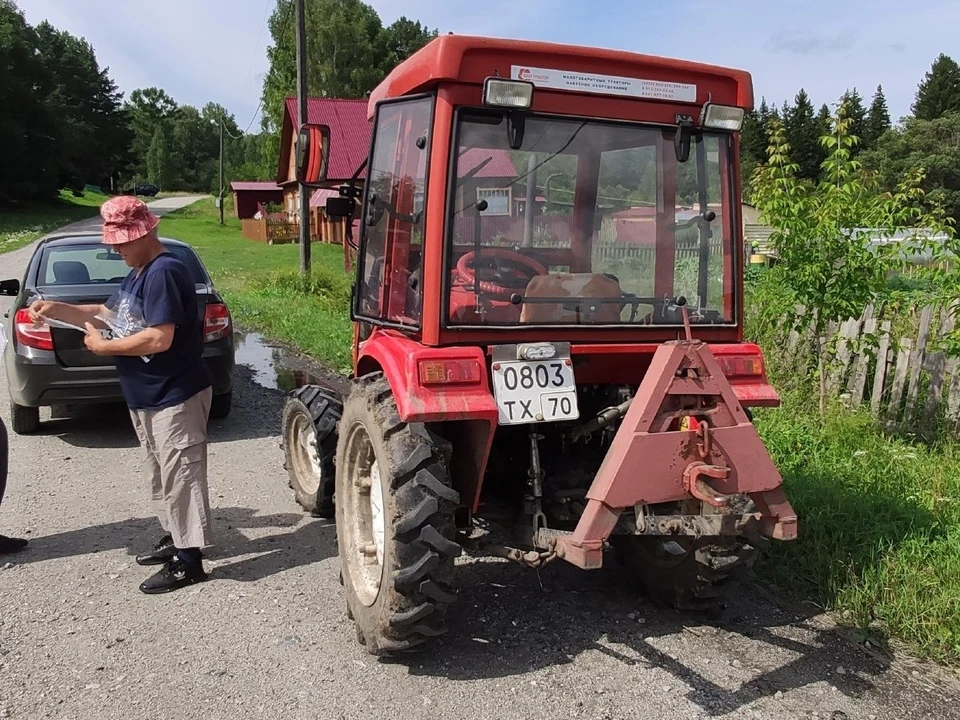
[455,249,548,300]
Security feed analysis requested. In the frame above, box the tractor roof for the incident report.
[368,35,753,118]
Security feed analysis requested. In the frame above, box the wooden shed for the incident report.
[231,181,284,220]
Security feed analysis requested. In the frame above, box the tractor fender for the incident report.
[355,328,498,511]
[355,329,499,425]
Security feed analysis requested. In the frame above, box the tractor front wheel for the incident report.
[336,374,460,655]
[612,535,756,612]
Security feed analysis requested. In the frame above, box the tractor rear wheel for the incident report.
[612,535,756,611]
[281,386,342,518]
[336,374,460,655]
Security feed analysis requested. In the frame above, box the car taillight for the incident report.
[14,308,53,351]
[418,359,482,386]
[716,355,764,378]
[203,303,231,343]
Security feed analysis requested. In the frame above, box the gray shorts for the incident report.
[129,386,213,549]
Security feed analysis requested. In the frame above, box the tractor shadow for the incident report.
[395,464,953,716]
[399,558,891,716]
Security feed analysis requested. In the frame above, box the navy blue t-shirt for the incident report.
[105,253,211,410]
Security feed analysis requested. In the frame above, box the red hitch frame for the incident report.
[554,337,797,569]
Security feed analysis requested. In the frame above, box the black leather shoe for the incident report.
[139,556,208,594]
[0,535,28,555]
[136,534,176,566]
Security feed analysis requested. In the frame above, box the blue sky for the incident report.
[15,0,959,131]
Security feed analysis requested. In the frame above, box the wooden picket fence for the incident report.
[780,302,960,436]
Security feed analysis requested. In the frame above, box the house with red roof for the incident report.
[276,97,370,221]
[274,95,534,247]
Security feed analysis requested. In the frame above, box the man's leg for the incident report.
[139,387,213,594]
[0,416,27,555]
[129,409,176,566]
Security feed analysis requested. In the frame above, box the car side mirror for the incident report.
[296,123,331,187]
[0,279,20,296]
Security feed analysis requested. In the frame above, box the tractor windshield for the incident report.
[445,110,738,327]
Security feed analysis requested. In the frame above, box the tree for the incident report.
[0,0,60,202]
[259,0,437,175]
[912,53,960,121]
[34,21,131,191]
[842,88,867,150]
[146,126,171,189]
[864,85,891,146]
[126,87,178,180]
[751,98,952,414]
[783,89,824,181]
[377,16,437,72]
[862,112,960,231]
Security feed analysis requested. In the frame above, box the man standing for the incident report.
[30,196,214,593]
[0,416,28,555]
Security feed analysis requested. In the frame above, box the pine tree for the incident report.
[783,89,823,180]
[842,88,867,150]
[146,126,170,189]
[864,84,891,146]
[912,53,960,120]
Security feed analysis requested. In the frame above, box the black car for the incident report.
[0,233,234,434]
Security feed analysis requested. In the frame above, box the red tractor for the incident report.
[281,35,797,655]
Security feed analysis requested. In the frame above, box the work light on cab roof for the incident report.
[279,34,796,657]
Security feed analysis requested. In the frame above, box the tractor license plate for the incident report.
[491,360,579,425]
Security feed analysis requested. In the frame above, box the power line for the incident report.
[236,0,295,136]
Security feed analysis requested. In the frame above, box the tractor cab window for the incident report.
[445,111,737,327]
[355,96,433,326]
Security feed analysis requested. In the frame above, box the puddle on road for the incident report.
[233,331,346,397]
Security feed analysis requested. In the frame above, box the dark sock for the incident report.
[177,547,202,565]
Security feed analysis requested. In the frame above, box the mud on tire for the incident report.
[281,385,342,518]
[336,373,460,655]
[612,534,757,612]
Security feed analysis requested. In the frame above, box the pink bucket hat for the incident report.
[100,196,160,245]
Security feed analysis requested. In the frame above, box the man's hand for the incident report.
[83,323,110,355]
[28,300,59,325]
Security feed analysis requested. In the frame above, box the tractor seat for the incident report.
[519,273,624,323]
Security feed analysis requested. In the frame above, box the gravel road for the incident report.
[0,200,956,719]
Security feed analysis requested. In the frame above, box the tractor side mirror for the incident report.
[0,279,20,296]
[295,123,331,186]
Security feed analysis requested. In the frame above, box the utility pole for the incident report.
[218,117,225,226]
[295,0,311,273]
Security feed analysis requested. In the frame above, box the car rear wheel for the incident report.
[10,402,39,435]
[209,392,232,420]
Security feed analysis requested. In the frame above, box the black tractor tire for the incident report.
[281,385,342,518]
[209,392,233,420]
[10,402,39,435]
[612,534,757,612]
[336,373,460,655]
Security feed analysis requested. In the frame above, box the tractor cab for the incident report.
[303,36,749,350]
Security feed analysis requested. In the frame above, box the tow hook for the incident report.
[683,462,730,507]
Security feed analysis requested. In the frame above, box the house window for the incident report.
[477,187,511,216]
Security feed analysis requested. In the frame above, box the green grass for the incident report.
[158,199,353,372]
[0,189,110,253]
[754,396,960,665]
